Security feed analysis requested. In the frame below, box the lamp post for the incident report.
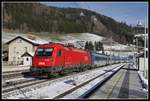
[136,20,142,72]
[136,20,147,78]
[133,38,137,69]
[144,19,147,78]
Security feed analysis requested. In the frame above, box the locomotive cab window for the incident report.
[45,49,53,56]
[57,49,62,56]
[36,48,53,57]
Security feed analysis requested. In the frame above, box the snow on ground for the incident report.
[2,32,104,44]
[2,77,35,85]
[2,32,104,48]
[2,65,30,72]
[2,32,29,43]
[26,37,49,44]
[62,71,114,99]
[3,64,123,99]
[2,31,133,52]
[8,82,75,99]
[60,33,104,42]
[58,33,104,48]
[3,77,35,82]
[62,64,125,99]
[104,43,134,51]
[62,72,110,98]
[67,33,104,42]
[138,71,148,92]
[2,32,49,44]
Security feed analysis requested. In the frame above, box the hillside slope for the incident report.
[3,3,141,44]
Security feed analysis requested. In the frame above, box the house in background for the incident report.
[5,36,48,66]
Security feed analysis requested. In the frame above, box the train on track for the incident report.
[30,43,133,77]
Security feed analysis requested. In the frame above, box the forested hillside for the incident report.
[2,3,145,44]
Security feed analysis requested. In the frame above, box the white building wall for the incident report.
[23,56,32,66]
[8,38,36,65]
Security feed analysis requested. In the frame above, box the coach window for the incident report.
[57,49,62,56]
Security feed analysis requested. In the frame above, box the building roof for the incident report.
[21,51,34,57]
[5,36,49,46]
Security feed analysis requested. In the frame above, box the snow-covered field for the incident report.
[104,44,133,51]
[2,32,49,44]
[2,31,134,53]
[2,32,103,43]
[2,64,124,99]
[2,31,135,59]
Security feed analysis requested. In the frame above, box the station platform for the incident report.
[88,63,148,99]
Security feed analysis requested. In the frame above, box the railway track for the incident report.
[2,71,77,98]
[2,63,110,88]
[3,69,29,74]
[3,78,37,88]
[2,79,48,94]
[2,63,125,99]
[53,64,125,99]
[2,73,78,98]
[2,69,29,80]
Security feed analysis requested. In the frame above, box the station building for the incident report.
[5,36,48,66]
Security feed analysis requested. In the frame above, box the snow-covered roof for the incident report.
[5,35,49,45]
[24,36,49,45]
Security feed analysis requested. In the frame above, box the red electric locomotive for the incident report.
[30,43,92,76]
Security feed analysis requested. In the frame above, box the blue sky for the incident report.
[41,2,148,27]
